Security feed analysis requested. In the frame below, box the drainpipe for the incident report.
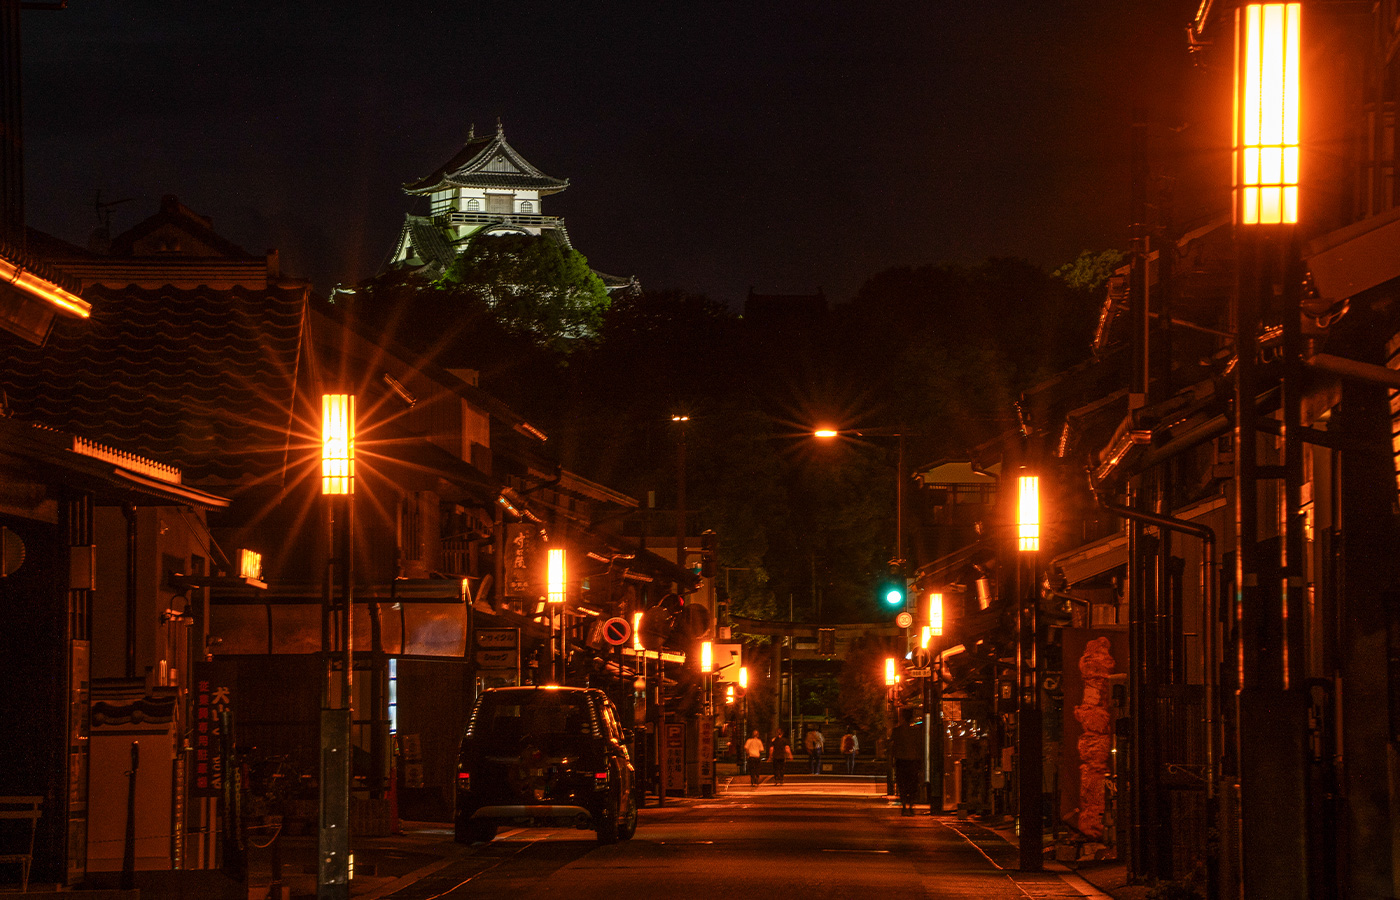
[122,503,138,679]
[1090,484,1219,801]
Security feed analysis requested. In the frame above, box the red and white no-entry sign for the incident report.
[602,616,632,646]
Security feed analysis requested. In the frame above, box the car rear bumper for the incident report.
[468,804,596,822]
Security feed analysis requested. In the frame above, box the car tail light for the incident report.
[457,771,470,791]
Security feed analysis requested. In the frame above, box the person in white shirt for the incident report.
[743,729,765,785]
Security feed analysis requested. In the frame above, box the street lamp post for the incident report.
[319,393,354,900]
[1231,7,1310,898]
[817,427,919,801]
[672,414,689,589]
[1016,473,1042,872]
[739,666,748,750]
[547,547,566,683]
[885,657,899,797]
[813,427,908,569]
[925,591,944,814]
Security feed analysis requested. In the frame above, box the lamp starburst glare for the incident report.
[321,393,355,495]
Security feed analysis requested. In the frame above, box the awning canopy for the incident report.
[1052,532,1128,587]
[1305,203,1400,301]
[0,417,230,510]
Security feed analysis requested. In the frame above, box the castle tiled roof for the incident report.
[399,214,459,270]
[404,124,568,196]
[0,281,309,488]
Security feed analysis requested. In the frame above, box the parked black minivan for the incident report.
[454,686,638,844]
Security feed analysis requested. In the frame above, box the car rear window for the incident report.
[469,691,599,742]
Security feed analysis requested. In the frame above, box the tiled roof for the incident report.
[0,235,84,297]
[404,125,568,196]
[432,172,569,192]
[0,282,308,488]
[109,194,258,260]
[403,215,458,270]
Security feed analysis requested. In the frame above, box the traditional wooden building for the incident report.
[925,7,1400,898]
[385,121,638,294]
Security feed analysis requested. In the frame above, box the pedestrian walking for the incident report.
[840,728,859,774]
[805,724,824,774]
[744,729,765,786]
[769,729,792,785]
[892,707,922,815]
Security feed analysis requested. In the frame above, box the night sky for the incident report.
[21,2,1205,308]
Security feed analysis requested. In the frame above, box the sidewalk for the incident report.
[246,821,462,900]
[974,819,1145,900]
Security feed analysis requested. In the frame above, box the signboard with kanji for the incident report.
[663,722,685,793]
[191,660,234,798]
[505,524,538,597]
[699,715,714,782]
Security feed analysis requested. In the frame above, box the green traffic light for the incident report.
[884,588,904,606]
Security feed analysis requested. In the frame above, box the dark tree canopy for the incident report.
[440,233,611,352]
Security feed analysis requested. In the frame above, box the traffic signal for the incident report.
[638,592,685,650]
[700,529,718,578]
[879,562,907,607]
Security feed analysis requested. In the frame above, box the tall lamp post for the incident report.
[319,393,354,900]
[925,591,944,814]
[672,414,690,589]
[1232,6,1309,897]
[817,427,914,801]
[1016,472,1042,872]
[547,547,566,683]
[885,656,899,797]
[739,665,748,756]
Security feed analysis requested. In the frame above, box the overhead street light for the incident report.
[813,426,912,600]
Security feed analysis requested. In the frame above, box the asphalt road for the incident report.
[373,778,1108,900]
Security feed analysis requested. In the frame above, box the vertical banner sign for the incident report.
[664,723,685,793]
[192,660,234,798]
[505,524,537,598]
[699,715,714,782]
[68,640,90,885]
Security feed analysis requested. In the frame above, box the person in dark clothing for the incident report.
[841,728,859,774]
[891,707,923,815]
[769,729,791,785]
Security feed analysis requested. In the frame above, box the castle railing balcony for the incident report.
[435,211,564,230]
